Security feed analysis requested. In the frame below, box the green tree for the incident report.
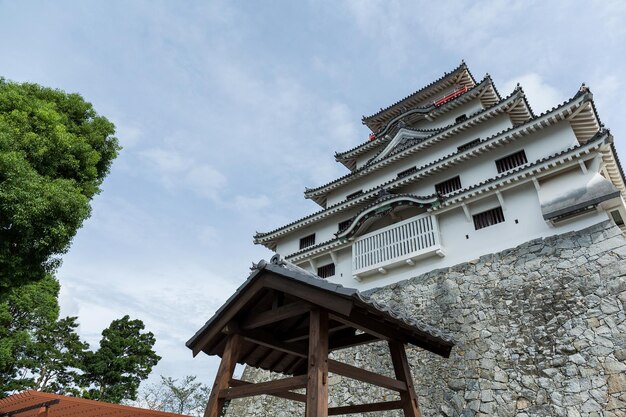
[82,315,161,403]
[0,78,119,292]
[134,375,211,416]
[22,316,88,394]
[0,274,60,393]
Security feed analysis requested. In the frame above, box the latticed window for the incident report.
[455,114,468,123]
[397,166,417,179]
[317,263,335,279]
[299,233,316,249]
[495,150,528,173]
[346,190,363,200]
[473,207,505,230]
[435,176,462,195]
[457,138,481,152]
[338,219,352,233]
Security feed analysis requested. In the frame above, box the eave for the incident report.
[284,132,612,262]
[307,84,530,205]
[336,75,495,172]
[362,61,476,132]
[254,90,596,248]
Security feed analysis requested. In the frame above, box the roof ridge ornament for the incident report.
[270,254,286,266]
[251,259,267,270]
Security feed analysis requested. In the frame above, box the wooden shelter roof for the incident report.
[0,391,187,417]
[187,256,454,375]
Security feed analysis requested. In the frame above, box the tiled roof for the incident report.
[282,132,611,259]
[307,82,525,198]
[439,130,611,206]
[255,89,594,244]
[336,74,488,163]
[362,61,473,124]
[335,192,441,239]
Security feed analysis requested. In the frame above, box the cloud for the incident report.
[502,73,565,115]
[139,147,227,201]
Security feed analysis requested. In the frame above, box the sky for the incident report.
[2,0,626,386]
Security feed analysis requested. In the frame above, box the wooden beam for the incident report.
[328,400,403,415]
[204,333,242,417]
[264,275,354,317]
[191,279,265,356]
[330,311,451,357]
[240,301,312,330]
[220,375,308,399]
[328,359,407,392]
[329,332,380,351]
[239,329,307,358]
[389,341,422,417]
[283,323,350,343]
[229,379,306,403]
[306,309,329,417]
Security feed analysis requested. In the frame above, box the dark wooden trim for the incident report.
[192,279,266,356]
[389,341,422,417]
[328,400,404,415]
[241,301,312,330]
[329,332,380,351]
[306,310,329,417]
[330,310,451,357]
[285,357,306,375]
[283,323,350,343]
[264,275,354,316]
[220,375,308,400]
[204,333,241,417]
[229,379,306,403]
[327,359,407,392]
[239,329,307,358]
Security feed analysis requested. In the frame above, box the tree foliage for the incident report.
[133,375,211,417]
[82,316,161,403]
[0,78,119,291]
[0,281,160,402]
[0,274,60,392]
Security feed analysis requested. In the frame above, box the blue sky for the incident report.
[2,0,626,385]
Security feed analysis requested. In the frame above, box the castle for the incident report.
[254,62,625,291]
[228,63,626,416]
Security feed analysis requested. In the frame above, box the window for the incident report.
[299,233,316,249]
[435,176,462,195]
[455,114,468,123]
[611,210,625,227]
[397,166,417,179]
[317,263,335,279]
[495,150,528,173]
[457,138,481,152]
[473,207,505,230]
[346,190,363,200]
[338,219,352,233]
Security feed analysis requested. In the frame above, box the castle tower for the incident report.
[254,62,626,290]
[229,63,626,416]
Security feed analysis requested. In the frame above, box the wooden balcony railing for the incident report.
[352,214,443,279]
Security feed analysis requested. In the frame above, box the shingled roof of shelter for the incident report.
[186,256,455,374]
[0,391,188,417]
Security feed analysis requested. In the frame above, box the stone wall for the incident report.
[225,221,626,417]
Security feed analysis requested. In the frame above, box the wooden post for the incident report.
[204,333,242,417]
[389,341,422,417]
[306,309,329,417]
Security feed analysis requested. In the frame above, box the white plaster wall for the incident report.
[325,113,515,206]
[282,122,581,258]
[326,182,610,291]
[411,99,485,130]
